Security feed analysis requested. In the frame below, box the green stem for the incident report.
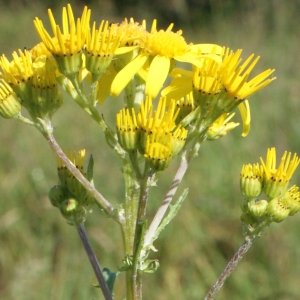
[129,174,149,300]
[77,223,113,300]
[123,159,140,255]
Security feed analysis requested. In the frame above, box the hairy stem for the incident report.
[204,235,255,300]
[77,224,113,300]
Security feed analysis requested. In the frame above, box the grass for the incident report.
[1,1,300,299]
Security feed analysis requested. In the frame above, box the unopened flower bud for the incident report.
[60,198,86,225]
[240,163,263,198]
[48,185,67,207]
[267,198,290,223]
[248,200,268,217]
[283,185,300,216]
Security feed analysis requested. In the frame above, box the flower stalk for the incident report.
[204,235,256,300]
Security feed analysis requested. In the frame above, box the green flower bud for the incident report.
[48,185,68,207]
[267,198,290,223]
[248,200,268,217]
[55,53,84,77]
[283,185,300,216]
[60,198,86,225]
[67,171,87,199]
[240,163,263,198]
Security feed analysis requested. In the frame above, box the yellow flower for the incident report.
[137,96,179,153]
[0,49,62,120]
[144,131,172,171]
[85,21,121,80]
[219,49,275,100]
[0,50,34,86]
[111,19,222,99]
[116,18,146,48]
[207,112,239,140]
[95,18,146,104]
[0,79,21,119]
[260,148,300,199]
[34,4,91,75]
[116,108,139,151]
[162,47,274,136]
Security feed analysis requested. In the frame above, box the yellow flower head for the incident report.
[0,50,34,104]
[141,21,187,58]
[30,42,53,61]
[260,148,300,199]
[116,108,139,151]
[207,112,239,140]
[219,49,275,100]
[85,21,121,79]
[137,96,179,153]
[0,50,34,86]
[34,4,90,55]
[0,79,21,119]
[111,19,222,99]
[144,131,172,171]
[115,18,146,47]
[0,48,62,121]
[34,4,91,75]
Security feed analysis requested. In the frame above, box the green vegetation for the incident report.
[0,1,300,299]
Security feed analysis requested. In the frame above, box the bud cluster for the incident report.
[240,148,300,226]
[49,150,94,225]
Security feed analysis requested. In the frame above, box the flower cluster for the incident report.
[0,4,275,171]
[240,148,300,224]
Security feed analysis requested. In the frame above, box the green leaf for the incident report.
[95,268,119,295]
[86,154,94,182]
[150,188,189,246]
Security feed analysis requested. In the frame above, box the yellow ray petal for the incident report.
[146,55,170,99]
[111,53,148,97]
[238,100,251,137]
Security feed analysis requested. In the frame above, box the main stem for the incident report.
[204,235,255,300]
[77,224,113,300]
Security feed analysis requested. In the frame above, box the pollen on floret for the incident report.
[141,30,188,58]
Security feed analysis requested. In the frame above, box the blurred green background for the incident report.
[1,0,300,299]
